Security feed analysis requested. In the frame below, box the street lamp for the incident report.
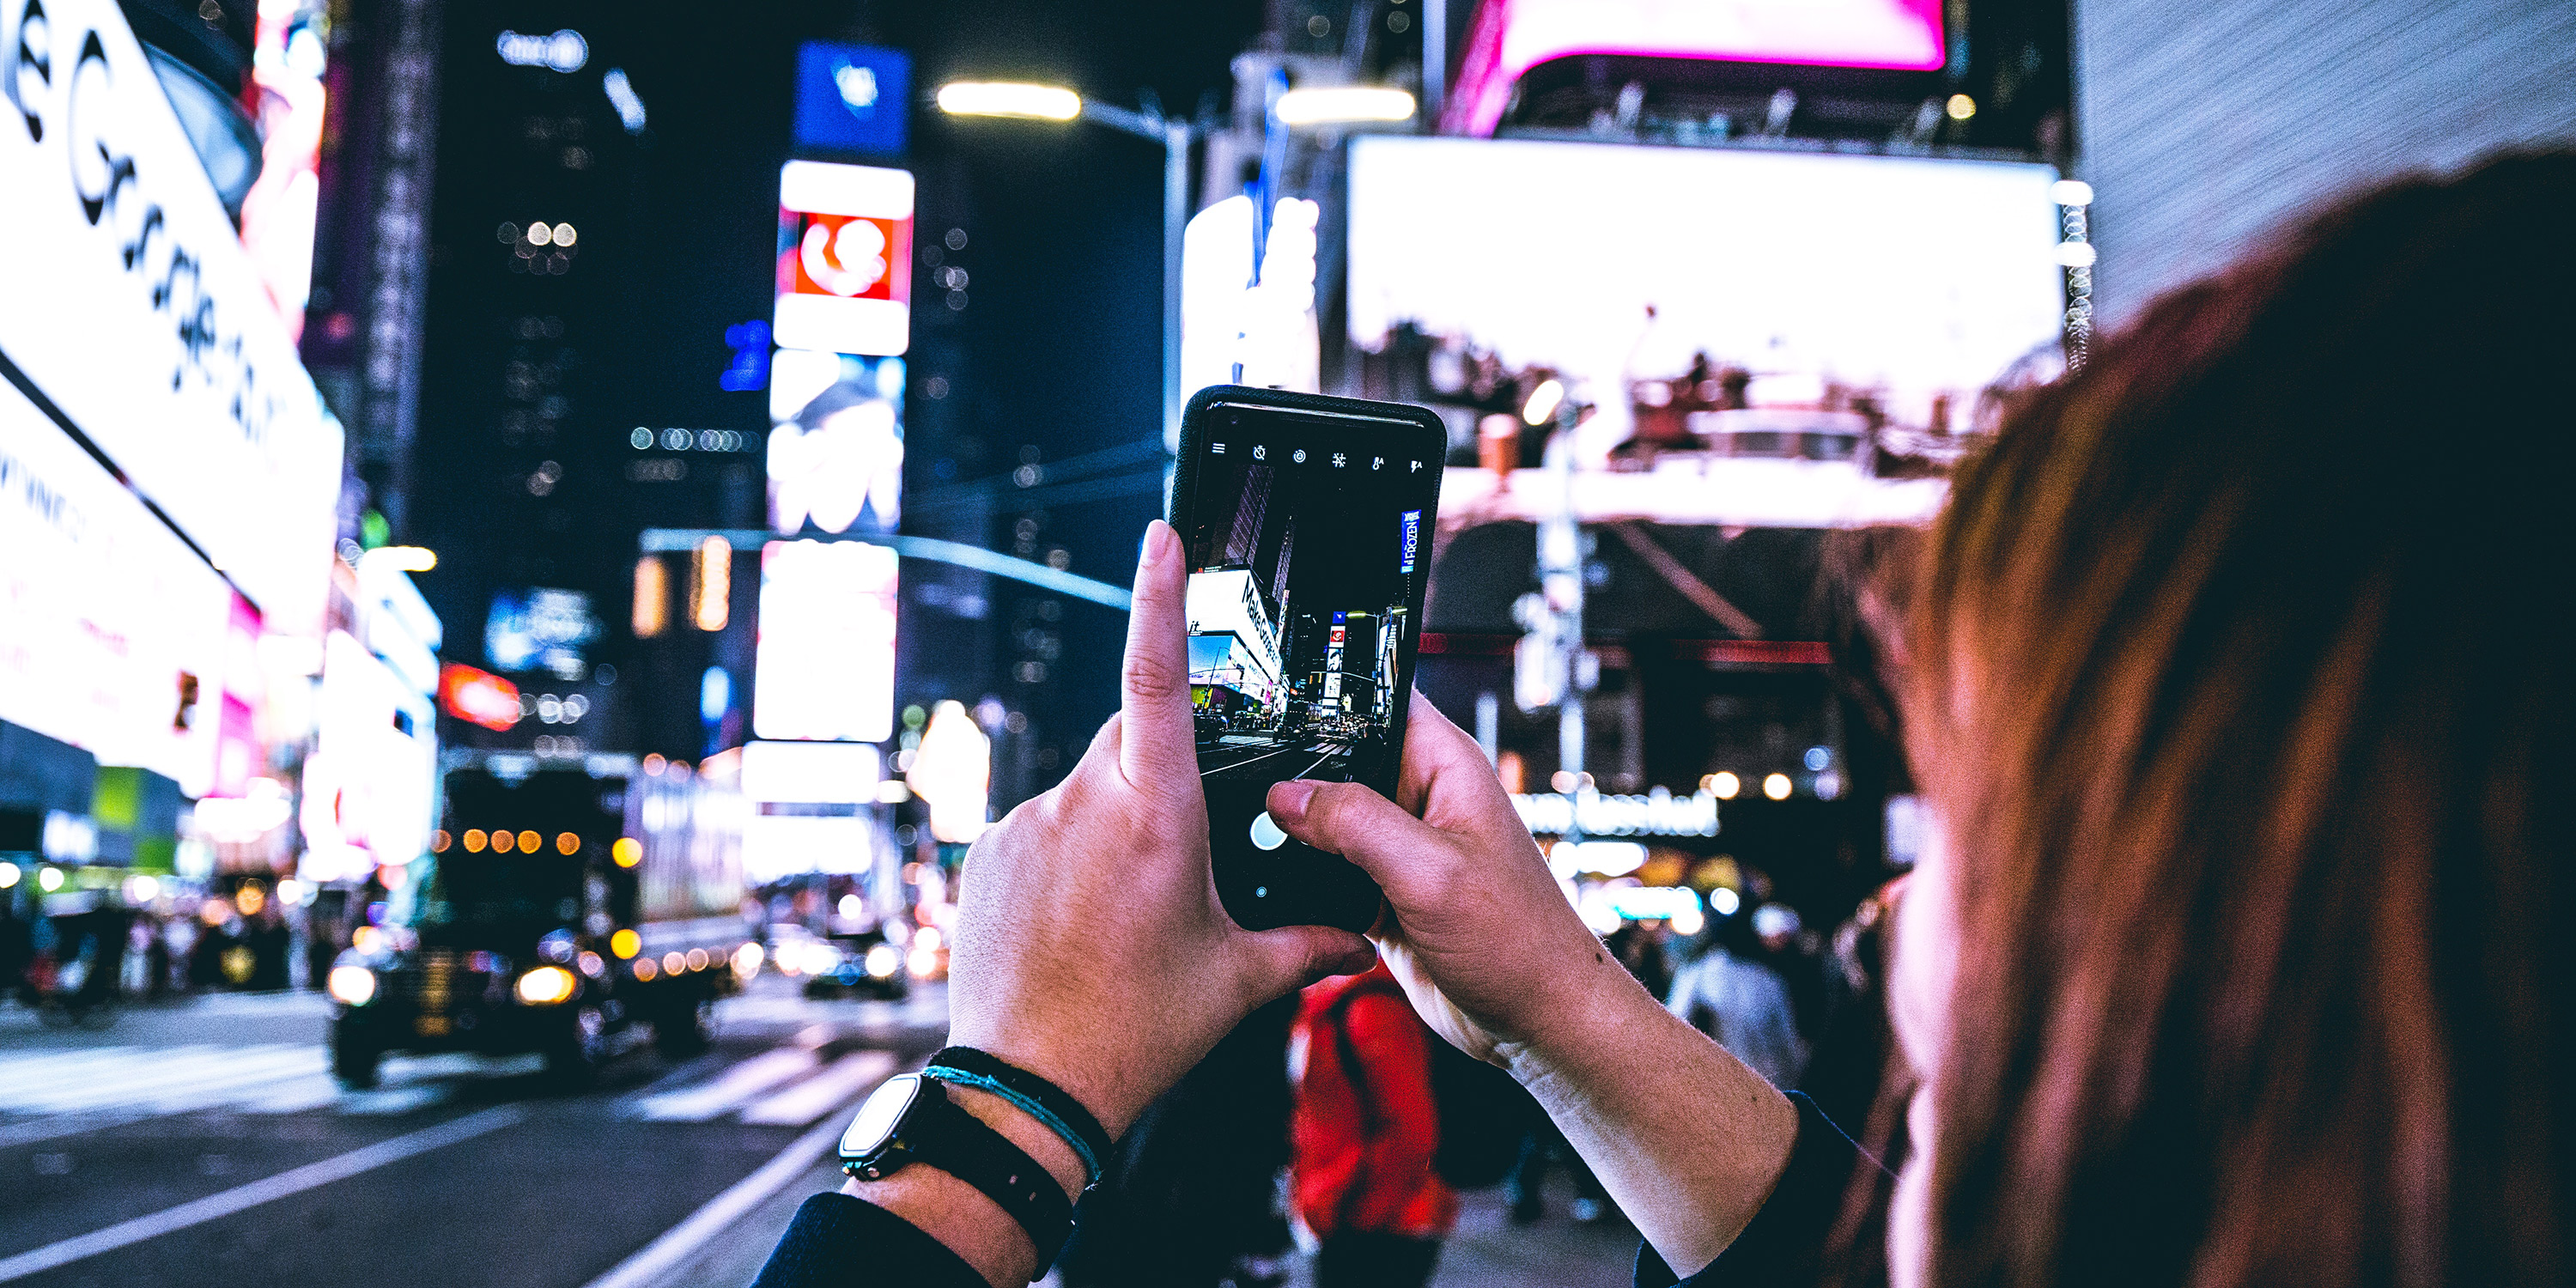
[939,82,1194,449]
[939,79,1419,450]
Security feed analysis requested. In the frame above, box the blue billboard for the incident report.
[794,43,910,157]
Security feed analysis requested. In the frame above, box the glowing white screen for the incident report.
[1347,137,2063,411]
[753,539,898,744]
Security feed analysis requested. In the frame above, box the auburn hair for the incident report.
[1906,152,2575,1288]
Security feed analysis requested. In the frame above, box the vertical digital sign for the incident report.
[774,161,914,357]
[753,539,899,744]
[793,43,912,157]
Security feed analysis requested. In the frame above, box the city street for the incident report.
[1197,732,1358,783]
[0,976,1637,1288]
[0,975,946,1288]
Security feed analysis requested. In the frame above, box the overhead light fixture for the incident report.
[374,545,437,572]
[1522,378,1565,426]
[1273,86,1416,126]
[936,82,1082,121]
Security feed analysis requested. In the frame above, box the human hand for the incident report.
[944,520,1376,1139]
[1264,696,1628,1069]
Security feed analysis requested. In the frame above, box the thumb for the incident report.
[1266,779,1452,906]
[1238,922,1377,997]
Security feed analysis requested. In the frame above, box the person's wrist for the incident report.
[942,1080,1091,1205]
[1493,939,1658,1086]
[943,1027,1144,1141]
[841,1165,1031,1288]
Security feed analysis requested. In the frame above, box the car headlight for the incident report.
[864,944,902,979]
[328,965,378,1006]
[515,965,579,1005]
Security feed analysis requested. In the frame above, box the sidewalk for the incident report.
[1422,1182,1639,1288]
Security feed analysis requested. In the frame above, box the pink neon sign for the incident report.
[1444,0,1947,137]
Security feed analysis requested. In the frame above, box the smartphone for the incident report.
[1170,386,1446,933]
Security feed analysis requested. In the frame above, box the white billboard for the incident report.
[0,0,343,629]
[1,382,234,795]
[753,539,898,744]
[1346,137,2063,447]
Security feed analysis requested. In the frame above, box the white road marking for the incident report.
[12,1046,317,1115]
[579,1113,849,1288]
[335,1084,454,1116]
[627,1048,821,1121]
[0,1105,526,1284]
[739,1051,898,1126]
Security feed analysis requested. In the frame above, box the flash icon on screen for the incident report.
[1410,460,1422,472]
[1372,457,1383,470]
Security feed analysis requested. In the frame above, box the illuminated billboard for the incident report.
[0,0,343,629]
[753,540,898,743]
[793,42,911,157]
[1346,137,2062,445]
[774,161,914,357]
[1448,0,1946,136]
[768,350,904,537]
[300,631,438,881]
[1,383,234,798]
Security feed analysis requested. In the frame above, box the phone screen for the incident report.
[1177,395,1443,932]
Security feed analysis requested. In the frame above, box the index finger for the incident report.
[1118,519,1197,789]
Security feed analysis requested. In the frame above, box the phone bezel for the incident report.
[1169,385,1448,933]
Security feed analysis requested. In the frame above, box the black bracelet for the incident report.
[841,1075,1076,1270]
[923,1046,1115,1188]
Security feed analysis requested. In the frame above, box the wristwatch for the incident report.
[839,1072,1075,1269]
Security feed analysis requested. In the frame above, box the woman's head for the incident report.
[1891,152,2576,1288]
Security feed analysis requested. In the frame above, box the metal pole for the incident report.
[1163,119,1190,452]
[1540,400,1589,840]
[1423,0,1447,126]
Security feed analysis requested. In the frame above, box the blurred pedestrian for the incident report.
[1665,909,1806,1088]
[0,896,31,1001]
[1058,994,1302,1288]
[1752,902,1829,1041]
[1291,962,1455,1288]
[143,910,173,999]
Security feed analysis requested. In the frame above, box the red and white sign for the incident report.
[774,161,914,356]
[1446,0,1947,137]
[440,663,522,732]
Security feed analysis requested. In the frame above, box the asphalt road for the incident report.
[0,976,946,1288]
[1197,732,1357,783]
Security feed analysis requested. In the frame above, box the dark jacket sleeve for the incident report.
[750,1193,987,1288]
[1634,1091,1877,1288]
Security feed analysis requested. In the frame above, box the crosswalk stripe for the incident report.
[0,1047,155,1089]
[740,1051,896,1126]
[123,1054,333,1115]
[11,1046,255,1113]
[626,1048,821,1121]
[15,1047,317,1115]
[235,1072,346,1116]
[337,1084,454,1117]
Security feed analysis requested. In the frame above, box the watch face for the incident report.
[841,1073,923,1160]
